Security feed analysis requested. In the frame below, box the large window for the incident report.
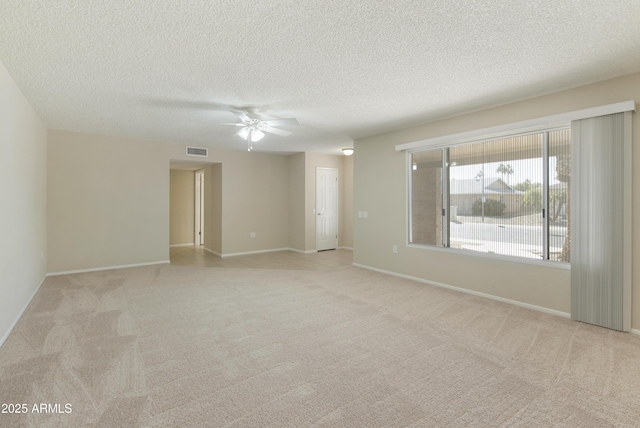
[409,128,571,263]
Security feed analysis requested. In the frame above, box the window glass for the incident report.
[449,134,543,258]
[408,127,570,263]
[548,129,571,262]
[410,149,443,246]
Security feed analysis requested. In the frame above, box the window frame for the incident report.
[406,125,571,269]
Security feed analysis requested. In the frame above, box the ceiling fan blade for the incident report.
[197,121,245,127]
[261,118,299,127]
[236,111,252,122]
[261,126,291,137]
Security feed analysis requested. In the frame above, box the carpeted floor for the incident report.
[1,249,640,427]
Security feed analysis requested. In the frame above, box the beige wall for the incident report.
[204,163,222,254]
[304,153,353,251]
[288,153,306,251]
[354,72,640,328]
[47,130,170,272]
[288,152,355,252]
[47,130,353,270]
[0,61,48,343]
[340,155,354,249]
[169,170,195,245]
[216,150,289,254]
[48,133,296,270]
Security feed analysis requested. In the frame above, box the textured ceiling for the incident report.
[2,1,640,154]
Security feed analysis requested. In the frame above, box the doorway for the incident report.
[194,170,204,245]
[316,167,338,251]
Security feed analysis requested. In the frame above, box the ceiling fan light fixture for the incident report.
[251,129,265,141]
[218,110,299,151]
[342,148,354,156]
[238,127,265,142]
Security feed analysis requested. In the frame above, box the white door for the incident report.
[194,170,204,245]
[316,167,338,251]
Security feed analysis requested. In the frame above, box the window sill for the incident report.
[406,243,571,270]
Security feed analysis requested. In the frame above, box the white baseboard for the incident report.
[352,263,571,319]
[290,247,352,254]
[203,247,221,256]
[631,329,640,336]
[205,246,352,257]
[222,247,350,256]
[287,248,317,254]
[47,260,170,276]
[221,248,291,258]
[170,243,194,247]
[0,274,47,349]
[205,247,320,257]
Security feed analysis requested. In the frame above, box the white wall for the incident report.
[0,61,47,345]
[354,72,640,328]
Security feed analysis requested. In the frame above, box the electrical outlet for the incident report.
[363,211,368,218]
[358,211,363,218]
[250,232,256,238]
[392,245,398,253]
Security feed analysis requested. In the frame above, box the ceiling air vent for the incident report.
[186,147,208,157]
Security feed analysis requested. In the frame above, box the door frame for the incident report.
[316,167,339,251]
[194,169,204,245]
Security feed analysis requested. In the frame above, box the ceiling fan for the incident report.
[218,108,300,151]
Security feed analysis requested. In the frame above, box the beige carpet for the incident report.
[1,254,640,427]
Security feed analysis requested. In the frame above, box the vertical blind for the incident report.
[571,112,630,331]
